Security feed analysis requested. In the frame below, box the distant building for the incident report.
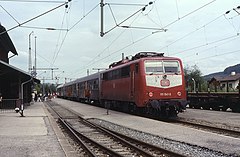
[211,72,240,91]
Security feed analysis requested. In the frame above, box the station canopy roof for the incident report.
[0,60,40,83]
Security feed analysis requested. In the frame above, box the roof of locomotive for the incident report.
[105,52,182,72]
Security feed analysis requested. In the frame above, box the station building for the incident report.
[0,24,39,109]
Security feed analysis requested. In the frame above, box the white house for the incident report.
[215,73,240,91]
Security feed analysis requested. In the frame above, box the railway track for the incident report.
[45,101,186,157]
[171,118,240,138]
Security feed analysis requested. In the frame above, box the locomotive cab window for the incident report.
[145,60,163,74]
[163,61,180,73]
[145,60,180,74]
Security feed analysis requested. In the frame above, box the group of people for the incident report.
[32,92,54,102]
[33,93,42,102]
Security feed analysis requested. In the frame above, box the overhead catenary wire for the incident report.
[172,34,240,56]
[20,25,68,31]
[0,0,65,3]
[51,2,71,67]
[158,13,228,51]
[224,14,239,33]
[103,1,154,36]
[88,3,240,78]
[183,35,240,60]
[16,0,217,81]
[52,31,69,65]
[105,3,146,6]
[101,0,218,54]
[0,5,20,25]
[66,12,143,78]
[67,2,161,77]
[5,1,237,84]
[188,49,240,63]
[105,1,164,33]
[68,3,99,31]
[98,0,218,57]
[66,0,219,79]
[0,1,69,35]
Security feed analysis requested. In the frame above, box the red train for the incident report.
[57,52,187,117]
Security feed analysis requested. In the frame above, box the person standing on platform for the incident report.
[0,93,2,109]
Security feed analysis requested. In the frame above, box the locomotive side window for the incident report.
[109,71,113,80]
[103,73,108,80]
[164,61,180,73]
[121,66,130,77]
[103,65,130,80]
[112,69,120,79]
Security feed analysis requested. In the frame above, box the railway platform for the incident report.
[0,102,72,157]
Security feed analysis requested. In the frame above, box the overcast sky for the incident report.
[1,0,240,84]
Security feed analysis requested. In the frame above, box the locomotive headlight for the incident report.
[148,92,153,97]
[177,91,181,96]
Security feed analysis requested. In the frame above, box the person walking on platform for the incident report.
[34,93,37,102]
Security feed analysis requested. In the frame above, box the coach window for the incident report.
[93,80,99,89]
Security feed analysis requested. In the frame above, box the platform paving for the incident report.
[0,102,67,157]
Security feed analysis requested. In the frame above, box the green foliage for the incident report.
[184,65,207,92]
[33,83,57,94]
[34,84,42,93]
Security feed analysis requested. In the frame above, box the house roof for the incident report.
[214,73,240,82]
[0,24,18,55]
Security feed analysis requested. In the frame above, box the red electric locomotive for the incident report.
[101,52,187,116]
[57,52,187,117]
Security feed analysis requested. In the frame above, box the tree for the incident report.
[34,83,57,95]
[184,65,207,92]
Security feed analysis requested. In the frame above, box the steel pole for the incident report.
[100,0,104,37]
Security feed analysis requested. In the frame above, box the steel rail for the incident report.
[173,119,240,138]
[64,120,125,157]
[88,120,186,157]
[46,101,97,156]
[46,101,188,156]
[78,117,156,157]
[58,118,97,157]
[46,101,154,156]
